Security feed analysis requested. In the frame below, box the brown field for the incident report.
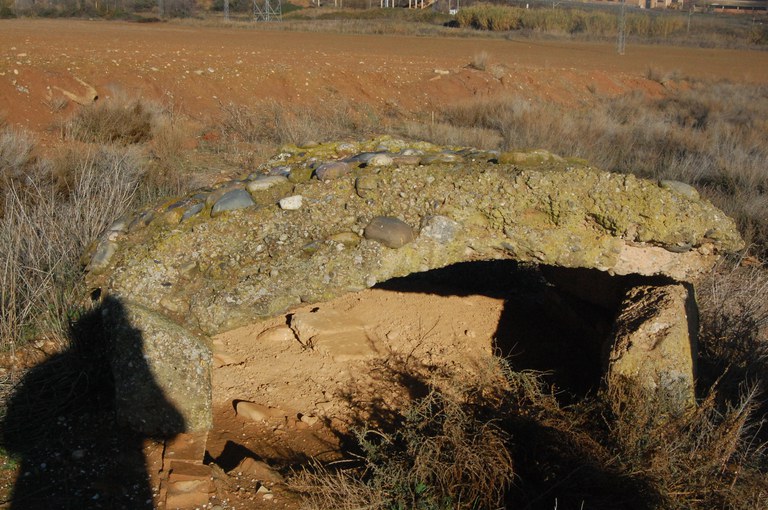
[3,18,768,136]
[2,18,767,510]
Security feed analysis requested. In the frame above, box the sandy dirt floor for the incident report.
[2,18,768,510]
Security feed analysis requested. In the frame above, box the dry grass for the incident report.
[219,98,382,149]
[697,260,768,418]
[1,97,201,354]
[65,99,156,145]
[67,94,195,199]
[292,336,767,510]
[397,120,502,151]
[456,3,689,39]
[0,143,145,354]
[607,380,767,510]
[291,355,517,510]
[294,389,514,510]
[0,127,37,187]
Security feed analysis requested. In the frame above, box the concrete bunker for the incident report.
[83,137,743,434]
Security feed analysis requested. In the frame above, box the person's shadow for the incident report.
[1,297,186,509]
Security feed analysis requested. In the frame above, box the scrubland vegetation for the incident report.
[456,2,768,46]
[290,350,767,509]
[4,74,766,507]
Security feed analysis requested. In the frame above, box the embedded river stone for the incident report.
[211,188,255,217]
[247,175,289,192]
[364,216,416,249]
[315,161,350,181]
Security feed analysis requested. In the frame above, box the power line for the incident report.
[253,0,282,21]
[617,0,627,55]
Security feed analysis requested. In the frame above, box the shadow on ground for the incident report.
[1,297,184,509]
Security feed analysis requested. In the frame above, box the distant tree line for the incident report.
[3,0,197,18]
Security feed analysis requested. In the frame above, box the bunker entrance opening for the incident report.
[212,260,675,433]
[373,260,673,400]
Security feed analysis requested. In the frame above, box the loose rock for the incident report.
[235,401,287,423]
[257,325,298,342]
[232,457,284,483]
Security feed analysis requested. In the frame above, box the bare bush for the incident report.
[608,381,768,510]
[0,146,144,353]
[142,112,197,200]
[0,127,37,185]
[469,50,490,71]
[65,99,157,145]
[397,120,501,150]
[697,260,768,412]
[219,98,380,148]
[292,354,516,510]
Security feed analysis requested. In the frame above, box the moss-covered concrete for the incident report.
[86,137,742,339]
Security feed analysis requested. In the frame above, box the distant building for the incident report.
[704,0,768,11]
[637,0,768,9]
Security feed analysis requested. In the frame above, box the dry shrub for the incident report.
[143,114,197,200]
[219,98,381,148]
[455,4,687,39]
[44,96,69,113]
[469,50,490,71]
[292,355,516,510]
[749,24,768,46]
[608,381,767,510]
[64,94,195,201]
[0,127,37,185]
[0,146,144,353]
[397,120,501,150]
[65,98,157,145]
[697,260,768,412]
[293,339,767,510]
